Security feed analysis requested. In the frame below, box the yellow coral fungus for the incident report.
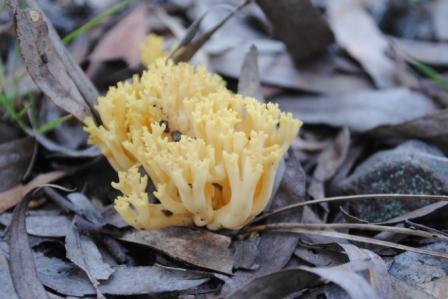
[140,34,167,67]
[85,55,301,230]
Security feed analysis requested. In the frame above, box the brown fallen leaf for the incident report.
[327,0,396,88]
[119,227,233,274]
[256,0,334,63]
[88,3,149,73]
[0,171,66,213]
[8,0,98,122]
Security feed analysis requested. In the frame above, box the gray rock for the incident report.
[389,242,448,285]
[339,140,448,222]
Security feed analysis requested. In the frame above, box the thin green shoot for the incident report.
[36,114,72,134]
[411,59,448,91]
[62,0,132,44]
[0,0,6,12]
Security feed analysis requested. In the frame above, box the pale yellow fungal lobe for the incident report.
[140,34,166,67]
[85,41,302,230]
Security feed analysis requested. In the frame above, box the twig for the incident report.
[253,194,448,223]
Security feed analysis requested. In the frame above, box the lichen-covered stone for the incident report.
[339,140,448,222]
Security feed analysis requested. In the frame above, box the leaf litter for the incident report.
[2,0,448,298]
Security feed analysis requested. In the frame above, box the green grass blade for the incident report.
[36,114,72,134]
[411,60,448,91]
[62,0,132,44]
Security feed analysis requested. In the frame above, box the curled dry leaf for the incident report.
[65,223,114,296]
[338,243,394,298]
[8,192,49,299]
[8,0,98,121]
[228,260,378,299]
[0,171,66,213]
[119,227,233,274]
[26,129,101,158]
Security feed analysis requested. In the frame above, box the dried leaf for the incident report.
[173,0,250,63]
[369,109,448,150]
[34,251,209,296]
[260,227,448,259]
[0,137,34,192]
[0,213,71,237]
[0,254,19,299]
[256,0,334,63]
[67,192,104,224]
[228,261,378,299]
[0,122,22,144]
[302,262,378,299]
[8,192,49,299]
[211,44,372,94]
[27,129,101,158]
[119,227,233,273]
[65,223,114,294]
[294,246,343,267]
[8,0,98,121]
[328,0,396,88]
[432,0,448,41]
[420,276,448,298]
[222,151,306,294]
[338,243,394,298]
[392,37,448,66]
[309,128,350,199]
[89,3,149,69]
[226,267,317,299]
[276,88,437,132]
[0,171,66,213]
[238,45,263,101]
[232,235,260,270]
